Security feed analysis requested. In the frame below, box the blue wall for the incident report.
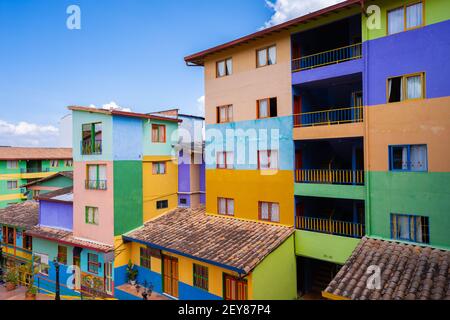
[112,116,144,161]
[40,200,73,231]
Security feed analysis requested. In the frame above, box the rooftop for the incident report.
[37,186,74,203]
[68,106,182,123]
[21,171,73,188]
[0,147,72,161]
[184,0,362,65]
[124,207,294,275]
[324,237,450,300]
[27,226,113,253]
[0,201,39,229]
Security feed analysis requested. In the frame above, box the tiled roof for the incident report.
[124,207,294,274]
[0,201,39,229]
[37,186,73,203]
[0,147,72,160]
[27,226,113,253]
[324,237,450,300]
[21,171,73,188]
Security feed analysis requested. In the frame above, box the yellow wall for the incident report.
[142,156,178,222]
[204,31,293,124]
[206,169,294,226]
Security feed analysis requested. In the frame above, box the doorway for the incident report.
[162,255,179,298]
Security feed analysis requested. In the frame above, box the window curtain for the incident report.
[93,208,99,225]
[269,150,279,170]
[406,3,423,29]
[398,216,410,240]
[227,199,234,215]
[258,49,267,67]
[160,162,166,174]
[218,198,226,214]
[388,7,404,35]
[159,125,165,142]
[259,151,269,169]
[268,46,277,65]
[261,203,269,220]
[98,165,106,180]
[259,99,268,118]
[217,61,225,77]
[271,203,280,222]
[407,76,422,99]
[227,106,233,121]
[220,107,227,122]
[415,217,423,243]
[226,59,233,75]
[402,146,409,170]
[152,126,158,141]
[89,166,97,189]
[410,145,427,171]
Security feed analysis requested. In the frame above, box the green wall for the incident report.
[113,161,143,236]
[294,183,365,200]
[251,235,297,300]
[363,0,450,41]
[142,119,178,156]
[367,171,450,249]
[295,230,360,265]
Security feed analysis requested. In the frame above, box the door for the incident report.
[104,262,113,296]
[163,255,179,298]
[72,247,81,291]
[224,275,247,300]
[294,95,302,126]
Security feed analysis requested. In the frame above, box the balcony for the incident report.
[20,168,50,174]
[294,106,363,128]
[292,43,362,73]
[81,140,102,155]
[85,180,107,190]
[296,216,365,239]
[295,169,364,186]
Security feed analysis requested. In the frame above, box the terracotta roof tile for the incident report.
[0,147,72,160]
[124,207,294,274]
[324,237,450,300]
[27,226,113,253]
[0,201,39,229]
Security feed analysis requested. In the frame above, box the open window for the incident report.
[257,98,277,119]
[82,122,102,155]
[388,73,424,103]
[257,45,277,68]
[217,105,233,123]
[216,58,233,77]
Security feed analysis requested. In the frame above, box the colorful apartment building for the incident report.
[185,0,450,299]
[0,147,73,208]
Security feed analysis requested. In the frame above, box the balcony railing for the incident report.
[296,216,365,239]
[85,180,107,190]
[292,43,362,72]
[81,140,102,155]
[295,169,365,186]
[294,106,363,128]
[20,168,50,174]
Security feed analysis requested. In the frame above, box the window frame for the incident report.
[64,160,73,167]
[87,253,100,274]
[23,233,33,251]
[34,253,50,276]
[57,245,68,265]
[391,213,430,244]
[81,122,103,155]
[389,144,428,172]
[152,162,167,175]
[85,206,99,225]
[217,197,235,216]
[193,264,209,291]
[256,97,277,119]
[216,151,234,170]
[6,160,19,169]
[140,247,152,270]
[216,58,233,78]
[152,124,167,143]
[256,45,277,68]
[216,105,233,124]
[257,150,279,170]
[386,72,425,103]
[387,1,425,35]
[258,201,280,223]
[156,200,169,210]
[50,160,60,168]
[86,164,107,190]
[6,180,18,190]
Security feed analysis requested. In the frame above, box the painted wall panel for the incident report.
[112,116,143,161]
[40,200,73,231]
[142,120,178,156]
[295,183,366,200]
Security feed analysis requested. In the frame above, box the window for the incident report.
[193,264,209,291]
[7,180,18,190]
[257,98,277,119]
[1,226,6,244]
[224,275,247,300]
[153,162,167,175]
[180,198,187,205]
[388,73,424,103]
[217,105,233,124]
[257,45,277,68]
[388,2,423,35]
[389,145,428,172]
[57,245,68,265]
[156,200,169,210]
[85,207,99,225]
[82,122,102,155]
[23,234,32,251]
[2,226,14,245]
[216,58,233,77]
[86,164,107,190]
[140,247,152,270]
[259,202,280,223]
[391,214,429,244]
[152,124,166,143]
[258,150,279,170]
[65,160,73,167]
[88,253,100,274]
[6,160,18,169]
[216,151,234,169]
[34,253,50,276]
[50,160,59,168]
[218,198,234,216]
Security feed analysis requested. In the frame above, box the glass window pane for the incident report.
[392,146,408,170]
[410,145,427,172]
[218,198,226,214]
[406,75,422,99]
[257,49,267,67]
[217,61,226,77]
[227,106,233,121]
[388,7,405,35]
[259,151,269,169]
[271,203,280,222]
[398,216,410,240]
[227,199,234,215]
[261,203,269,220]
[268,46,277,65]
[406,3,423,29]
[258,99,268,118]
[226,59,233,75]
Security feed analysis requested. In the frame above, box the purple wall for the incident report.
[178,162,191,193]
[200,162,206,205]
[39,200,73,231]
[365,20,450,106]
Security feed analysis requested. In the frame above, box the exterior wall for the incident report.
[112,116,143,161]
[251,235,297,300]
[0,226,32,263]
[0,160,27,208]
[295,183,366,200]
[73,161,115,245]
[142,156,177,222]
[142,120,178,156]
[27,175,73,199]
[39,200,73,231]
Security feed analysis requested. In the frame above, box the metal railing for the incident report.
[85,180,107,190]
[293,106,363,127]
[296,216,365,239]
[292,43,362,72]
[295,169,365,185]
[20,168,50,174]
[81,140,102,155]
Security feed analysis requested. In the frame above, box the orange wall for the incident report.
[366,97,450,172]
[204,31,292,124]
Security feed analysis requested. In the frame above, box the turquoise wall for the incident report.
[142,119,178,156]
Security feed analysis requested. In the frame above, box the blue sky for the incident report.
[0,0,341,147]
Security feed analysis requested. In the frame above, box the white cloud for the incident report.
[89,101,132,112]
[263,0,345,28]
[196,95,205,116]
[0,119,60,147]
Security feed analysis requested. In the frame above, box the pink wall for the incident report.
[73,161,115,245]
